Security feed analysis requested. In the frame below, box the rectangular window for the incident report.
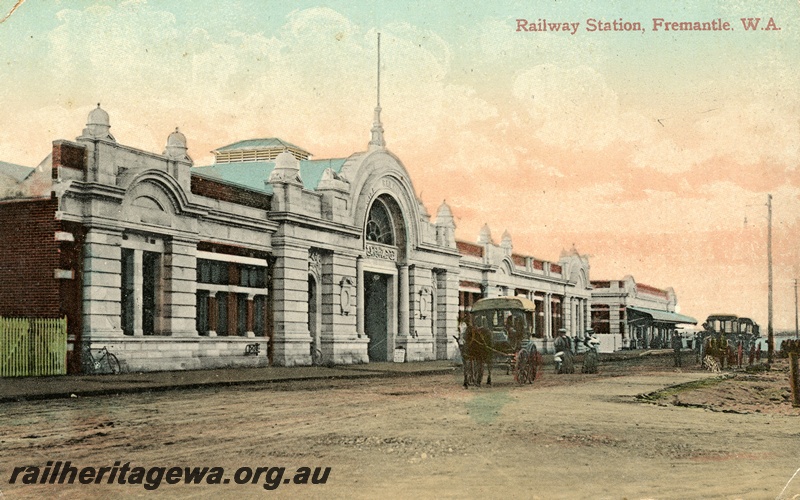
[196,290,209,335]
[217,292,228,336]
[237,294,248,336]
[254,295,266,336]
[121,249,135,336]
[142,251,161,335]
[198,259,265,287]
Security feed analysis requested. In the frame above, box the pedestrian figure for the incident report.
[554,328,574,374]
[671,332,682,367]
[582,330,599,374]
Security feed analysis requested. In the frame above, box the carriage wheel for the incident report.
[514,350,530,384]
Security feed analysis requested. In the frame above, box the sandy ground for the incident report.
[1,353,799,499]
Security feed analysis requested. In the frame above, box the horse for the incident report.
[458,325,494,388]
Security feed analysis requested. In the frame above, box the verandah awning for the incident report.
[627,306,697,325]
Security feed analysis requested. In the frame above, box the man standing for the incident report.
[672,332,682,367]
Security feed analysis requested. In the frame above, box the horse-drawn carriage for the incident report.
[699,314,761,369]
[456,297,542,388]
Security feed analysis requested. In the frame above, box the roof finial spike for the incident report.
[368,31,386,150]
[377,31,381,108]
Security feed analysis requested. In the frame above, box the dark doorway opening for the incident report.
[365,272,389,362]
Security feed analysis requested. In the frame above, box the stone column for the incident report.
[398,264,410,338]
[356,257,364,338]
[563,296,573,337]
[435,269,460,360]
[583,299,589,334]
[162,238,198,337]
[83,227,124,339]
[409,265,433,339]
[271,243,311,366]
[544,292,553,339]
[322,252,362,364]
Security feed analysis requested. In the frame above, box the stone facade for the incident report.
[0,103,654,373]
[590,276,691,350]
[0,105,468,372]
[456,230,593,354]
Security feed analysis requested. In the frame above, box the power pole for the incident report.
[768,194,774,365]
[795,278,798,340]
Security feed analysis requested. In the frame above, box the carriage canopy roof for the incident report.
[471,297,537,312]
[706,314,738,321]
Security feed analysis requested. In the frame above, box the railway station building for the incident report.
[457,234,592,353]
[0,105,593,373]
[590,276,696,351]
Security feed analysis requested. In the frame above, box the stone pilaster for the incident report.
[356,257,365,337]
[409,266,433,340]
[82,227,124,339]
[162,238,198,337]
[435,269,460,360]
[398,264,410,338]
[563,296,573,337]
[544,292,553,339]
[322,252,365,364]
[270,244,311,366]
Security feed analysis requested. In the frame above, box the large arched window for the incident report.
[366,200,395,245]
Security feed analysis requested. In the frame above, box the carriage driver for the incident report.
[505,315,522,351]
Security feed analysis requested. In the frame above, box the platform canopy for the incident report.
[627,306,697,325]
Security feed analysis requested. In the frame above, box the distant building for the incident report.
[590,276,695,350]
[458,235,592,352]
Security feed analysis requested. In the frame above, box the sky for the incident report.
[0,0,798,329]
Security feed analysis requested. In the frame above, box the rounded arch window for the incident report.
[366,199,395,245]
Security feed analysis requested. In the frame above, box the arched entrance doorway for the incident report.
[362,193,407,363]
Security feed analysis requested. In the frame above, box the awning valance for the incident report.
[627,306,697,325]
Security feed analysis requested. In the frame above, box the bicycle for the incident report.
[81,345,121,374]
[310,344,323,366]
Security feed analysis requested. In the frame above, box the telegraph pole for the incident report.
[768,194,774,365]
[795,278,798,340]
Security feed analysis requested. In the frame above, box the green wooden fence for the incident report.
[0,316,68,377]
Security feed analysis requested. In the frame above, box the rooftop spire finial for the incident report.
[369,32,386,150]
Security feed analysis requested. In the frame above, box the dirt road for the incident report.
[1,358,799,499]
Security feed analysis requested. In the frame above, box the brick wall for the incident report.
[637,283,669,299]
[0,199,85,373]
[52,140,87,179]
[511,253,526,267]
[456,241,483,258]
[0,198,61,316]
[190,175,272,210]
